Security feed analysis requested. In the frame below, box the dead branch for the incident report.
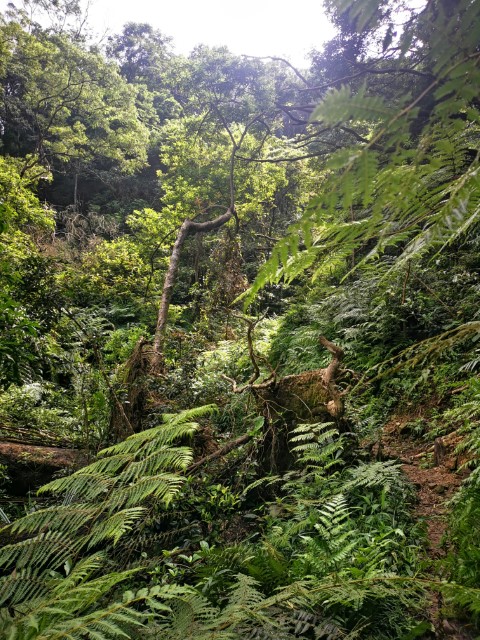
[255,233,279,243]
[319,336,345,418]
[297,63,432,95]
[237,150,331,163]
[221,312,277,393]
[223,333,347,411]
[319,336,345,387]
[187,433,252,473]
[221,372,276,394]
[241,54,311,88]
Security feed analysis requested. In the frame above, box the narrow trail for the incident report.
[380,417,475,640]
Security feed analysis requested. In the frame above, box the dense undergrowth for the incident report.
[1,0,480,637]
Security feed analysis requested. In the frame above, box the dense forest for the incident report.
[1,0,480,637]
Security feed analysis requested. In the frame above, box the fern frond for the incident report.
[439,582,480,617]
[108,473,185,510]
[86,508,147,548]
[0,531,80,571]
[99,423,196,457]
[7,504,100,537]
[0,407,213,634]
[118,447,193,483]
[311,84,392,126]
[163,404,218,425]
[342,461,403,492]
[0,569,49,606]
[289,422,343,472]
[60,554,106,588]
[39,472,114,500]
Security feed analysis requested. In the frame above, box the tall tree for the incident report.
[0,19,149,181]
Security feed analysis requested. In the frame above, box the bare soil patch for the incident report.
[379,417,475,639]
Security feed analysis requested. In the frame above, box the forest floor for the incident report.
[380,416,475,640]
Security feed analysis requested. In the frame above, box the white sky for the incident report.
[86,0,336,67]
[1,1,431,68]
[1,0,337,67]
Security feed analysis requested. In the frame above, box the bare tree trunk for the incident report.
[152,218,191,358]
[151,207,234,370]
[74,173,78,211]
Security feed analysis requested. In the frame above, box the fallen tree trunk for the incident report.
[0,442,87,495]
[255,365,349,472]
[0,424,67,447]
[257,336,347,421]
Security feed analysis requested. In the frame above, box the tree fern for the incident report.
[0,406,216,639]
[239,0,480,311]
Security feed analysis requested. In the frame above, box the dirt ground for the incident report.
[379,417,476,640]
